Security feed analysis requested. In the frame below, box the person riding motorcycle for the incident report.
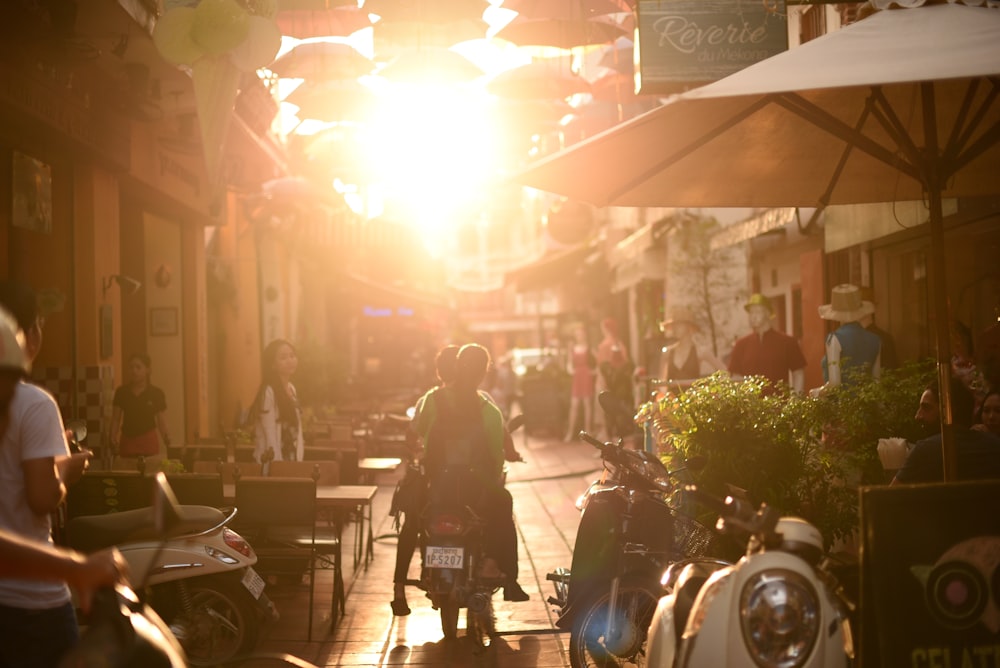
[414,344,529,604]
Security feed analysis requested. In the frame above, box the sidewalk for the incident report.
[250,434,603,667]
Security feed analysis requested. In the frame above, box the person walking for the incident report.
[110,353,171,459]
[564,324,596,441]
[250,339,304,472]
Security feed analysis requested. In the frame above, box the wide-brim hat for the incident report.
[660,306,701,333]
[743,293,773,314]
[819,284,875,322]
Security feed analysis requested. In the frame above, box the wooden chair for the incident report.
[65,471,154,519]
[192,460,263,484]
[231,477,341,640]
[267,460,340,486]
[164,473,225,507]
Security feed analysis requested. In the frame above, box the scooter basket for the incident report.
[670,510,717,559]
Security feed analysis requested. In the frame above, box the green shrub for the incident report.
[642,360,935,546]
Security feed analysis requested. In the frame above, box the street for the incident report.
[247,432,605,667]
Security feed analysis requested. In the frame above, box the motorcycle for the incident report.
[646,485,855,668]
[408,414,526,649]
[547,393,716,668]
[64,444,273,666]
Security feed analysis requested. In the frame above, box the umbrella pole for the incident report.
[922,82,958,482]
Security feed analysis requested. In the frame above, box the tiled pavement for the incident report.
[245,434,606,667]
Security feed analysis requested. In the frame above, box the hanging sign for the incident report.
[635,0,788,94]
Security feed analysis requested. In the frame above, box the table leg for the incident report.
[365,502,374,568]
[332,519,346,618]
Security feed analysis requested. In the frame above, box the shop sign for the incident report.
[860,481,1000,666]
[635,0,788,94]
[0,64,130,169]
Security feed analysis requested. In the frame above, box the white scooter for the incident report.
[65,468,274,666]
[646,485,855,668]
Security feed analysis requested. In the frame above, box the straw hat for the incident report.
[743,293,773,314]
[818,284,875,322]
[660,306,701,333]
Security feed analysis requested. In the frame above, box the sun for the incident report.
[363,82,502,253]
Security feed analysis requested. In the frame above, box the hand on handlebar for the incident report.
[71,547,130,615]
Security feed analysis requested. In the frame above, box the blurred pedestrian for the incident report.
[110,353,171,458]
[250,339,304,472]
[596,317,634,440]
[564,324,595,441]
[657,306,726,393]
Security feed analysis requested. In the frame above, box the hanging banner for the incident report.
[635,0,788,94]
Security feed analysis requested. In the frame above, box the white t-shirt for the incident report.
[0,382,71,609]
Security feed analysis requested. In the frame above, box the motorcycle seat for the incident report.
[65,505,227,553]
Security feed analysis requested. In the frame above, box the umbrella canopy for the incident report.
[377,46,485,83]
[501,0,633,19]
[284,79,379,122]
[516,0,1000,480]
[493,13,628,49]
[269,40,374,79]
[487,59,592,99]
[362,0,489,24]
[275,8,373,39]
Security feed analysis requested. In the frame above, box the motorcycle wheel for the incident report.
[440,599,460,640]
[159,574,261,666]
[568,575,661,668]
[467,593,496,651]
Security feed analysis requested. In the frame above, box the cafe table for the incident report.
[224,483,378,577]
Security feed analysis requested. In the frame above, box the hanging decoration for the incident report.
[152,0,282,191]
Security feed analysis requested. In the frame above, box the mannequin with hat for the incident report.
[657,306,726,392]
[812,284,882,396]
[728,293,807,393]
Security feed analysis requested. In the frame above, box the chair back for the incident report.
[232,476,316,534]
[192,460,263,484]
[268,460,340,486]
[65,471,154,518]
[164,473,224,507]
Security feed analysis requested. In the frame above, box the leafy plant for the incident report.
[641,360,935,546]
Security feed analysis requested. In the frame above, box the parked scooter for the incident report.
[410,415,526,649]
[60,474,194,667]
[646,485,855,668]
[547,393,716,668]
[64,430,272,667]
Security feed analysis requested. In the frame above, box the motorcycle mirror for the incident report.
[66,418,88,443]
[151,473,183,537]
[506,414,525,433]
[597,390,632,422]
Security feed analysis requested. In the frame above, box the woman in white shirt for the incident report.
[250,339,304,472]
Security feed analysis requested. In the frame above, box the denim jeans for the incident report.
[0,601,78,668]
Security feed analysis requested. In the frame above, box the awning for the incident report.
[504,244,594,292]
[710,207,797,250]
[342,272,453,311]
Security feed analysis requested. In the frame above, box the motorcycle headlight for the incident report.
[740,569,819,668]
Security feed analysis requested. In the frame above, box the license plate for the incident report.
[425,546,464,569]
[241,567,266,600]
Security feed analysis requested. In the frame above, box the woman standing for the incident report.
[110,353,170,458]
[564,324,595,441]
[250,339,304,472]
[657,306,726,393]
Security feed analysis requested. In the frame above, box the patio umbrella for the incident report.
[377,46,484,83]
[362,0,489,24]
[284,79,379,122]
[487,59,592,100]
[493,13,628,49]
[269,40,374,79]
[275,7,372,38]
[501,0,633,19]
[372,17,488,53]
[515,0,1000,479]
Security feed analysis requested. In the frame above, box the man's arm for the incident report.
[20,394,76,515]
[22,457,65,516]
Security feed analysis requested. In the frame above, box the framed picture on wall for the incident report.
[149,307,178,336]
[12,150,53,234]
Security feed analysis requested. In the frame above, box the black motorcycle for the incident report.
[547,394,716,668]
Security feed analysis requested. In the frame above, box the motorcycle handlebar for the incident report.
[578,431,606,450]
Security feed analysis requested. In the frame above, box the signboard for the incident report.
[860,481,1000,667]
[635,0,789,94]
